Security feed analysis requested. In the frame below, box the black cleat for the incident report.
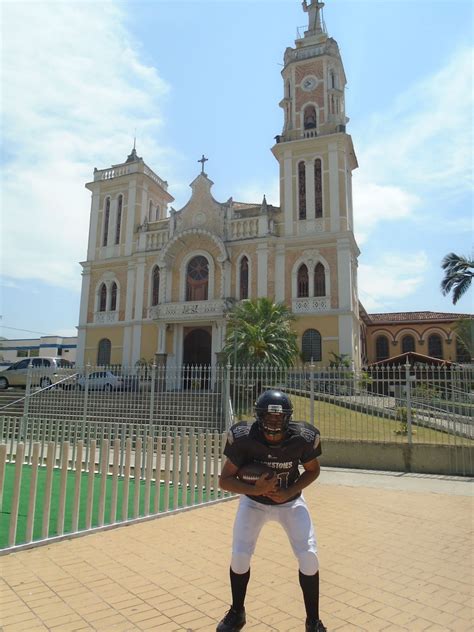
[216,606,246,631]
[306,619,327,632]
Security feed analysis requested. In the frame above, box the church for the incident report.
[76,1,362,370]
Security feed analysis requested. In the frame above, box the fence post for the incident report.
[404,359,413,445]
[225,362,232,430]
[309,362,315,426]
[82,363,90,424]
[20,363,33,442]
[149,363,156,424]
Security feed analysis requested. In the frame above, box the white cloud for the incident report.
[352,46,473,241]
[352,178,420,244]
[1,2,170,290]
[358,252,429,311]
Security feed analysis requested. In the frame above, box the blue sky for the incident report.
[1,0,472,340]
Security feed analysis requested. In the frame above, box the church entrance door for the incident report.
[182,327,212,390]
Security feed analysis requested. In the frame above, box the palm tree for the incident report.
[440,253,474,304]
[223,298,298,367]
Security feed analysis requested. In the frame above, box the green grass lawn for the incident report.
[0,464,218,549]
[236,394,473,445]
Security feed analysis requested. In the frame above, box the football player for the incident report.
[216,389,326,632]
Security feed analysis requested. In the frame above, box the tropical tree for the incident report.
[452,317,474,361]
[223,298,298,367]
[440,253,473,304]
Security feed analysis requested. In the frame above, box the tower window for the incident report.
[298,161,306,220]
[99,283,107,312]
[401,335,415,353]
[240,256,249,300]
[302,329,322,362]
[297,264,309,298]
[152,266,160,306]
[103,197,110,247]
[148,200,153,221]
[314,262,326,297]
[115,195,122,245]
[428,334,443,359]
[314,159,322,218]
[376,335,389,361]
[155,204,160,221]
[303,105,317,130]
[186,256,209,301]
[110,282,117,311]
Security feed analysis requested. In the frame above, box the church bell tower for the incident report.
[272,0,361,366]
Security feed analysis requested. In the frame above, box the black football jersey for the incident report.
[224,420,322,505]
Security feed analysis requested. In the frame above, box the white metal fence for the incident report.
[0,362,473,444]
[0,426,230,552]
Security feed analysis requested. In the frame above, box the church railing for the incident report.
[94,311,119,324]
[145,229,169,251]
[230,218,259,240]
[292,297,330,313]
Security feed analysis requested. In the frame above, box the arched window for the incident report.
[286,80,291,99]
[148,200,153,221]
[186,256,209,301]
[97,338,111,366]
[297,264,309,298]
[115,195,122,245]
[376,335,389,361]
[314,159,323,218]
[303,105,317,130]
[302,329,322,362]
[99,283,107,312]
[102,197,110,246]
[314,263,326,297]
[152,266,160,306]
[401,335,415,353]
[298,161,306,220]
[240,257,249,300]
[428,334,443,359]
[155,204,160,221]
[110,282,117,311]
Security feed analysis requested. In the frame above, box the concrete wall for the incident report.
[320,440,473,477]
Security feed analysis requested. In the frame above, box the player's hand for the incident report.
[254,472,278,495]
[264,487,293,503]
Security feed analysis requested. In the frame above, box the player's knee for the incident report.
[231,552,251,574]
[298,551,319,575]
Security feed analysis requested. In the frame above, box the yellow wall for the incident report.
[84,327,124,365]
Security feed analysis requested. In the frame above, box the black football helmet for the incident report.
[255,389,293,436]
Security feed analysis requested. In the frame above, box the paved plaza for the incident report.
[1,468,472,631]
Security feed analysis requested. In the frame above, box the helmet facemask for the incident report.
[255,391,293,442]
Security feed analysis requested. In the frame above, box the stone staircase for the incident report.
[0,389,25,417]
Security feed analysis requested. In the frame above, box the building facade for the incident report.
[0,336,77,364]
[76,1,361,369]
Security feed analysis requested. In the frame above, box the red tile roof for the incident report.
[368,311,472,324]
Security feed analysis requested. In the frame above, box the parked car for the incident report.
[0,357,75,389]
[76,371,124,391]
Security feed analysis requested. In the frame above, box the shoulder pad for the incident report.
[227,421,252,445]
[291,422,321,448]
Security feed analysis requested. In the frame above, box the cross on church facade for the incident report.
[198,154,208,174]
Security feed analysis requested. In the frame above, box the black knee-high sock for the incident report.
[230,567,250,611]
[298,571,319,621]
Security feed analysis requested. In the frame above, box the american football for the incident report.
[237,462,275,485]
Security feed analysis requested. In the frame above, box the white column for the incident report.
[131,258,145,363]
[108,197,118,247]
[86,189,101,260]
[257,244,268,297]
[328,142,340,232]
[338,314,354,359]
[337,239,352,310]
[125,263,135,321]
[76,328,86,367]
[157,323,167,354]
[274,244,285,302]
[283,151,293,236]
[76,265,91,366]
[125,180,137,256]
[159,264,167,304]
[222,260,231,298]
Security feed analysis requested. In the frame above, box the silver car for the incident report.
[76,371,123,391]
[0,357,75,389]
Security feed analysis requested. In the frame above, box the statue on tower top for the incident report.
[302,0,325,35]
